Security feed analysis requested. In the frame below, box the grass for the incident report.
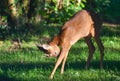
[0,23,120,81]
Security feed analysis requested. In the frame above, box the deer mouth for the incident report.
[45,53,58,58]
[45,54,50,57]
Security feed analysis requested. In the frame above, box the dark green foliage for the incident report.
[101,0,120,23]
[40,0,86,24]
[85,0,120,23]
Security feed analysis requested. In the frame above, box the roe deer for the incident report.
[37,9,104,79]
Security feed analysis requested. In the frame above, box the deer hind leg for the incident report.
[94,35,104,69]
[85,36,95,69]
[50,44,71,79]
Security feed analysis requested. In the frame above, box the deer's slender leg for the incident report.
[94,35,104,68]
[50,45,71,79]
[61,45,71,74]
[85,36,95,69]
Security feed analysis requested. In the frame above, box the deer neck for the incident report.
[49,35,60,46]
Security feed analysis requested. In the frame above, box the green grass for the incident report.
[0,23,120,81]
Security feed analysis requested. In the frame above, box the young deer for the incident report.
[37,9,104,79]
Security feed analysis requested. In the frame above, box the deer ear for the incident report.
[42,44,50,50]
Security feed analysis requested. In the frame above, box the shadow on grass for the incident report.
[101,25,120,37]
[0,62,54,81]
[0,74,16,81]
[65,60,120,70]
[0,54,119,72]
[0,60,119,77]
[0,59,120,81]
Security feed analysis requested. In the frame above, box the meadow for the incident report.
[0,23,120,81]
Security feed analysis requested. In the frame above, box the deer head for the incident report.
[37,44,60,57]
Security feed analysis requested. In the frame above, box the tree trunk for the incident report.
[22,0,30,23]
[23,0,30,16]
[27,0,45,24]
[8,0,19,27]
[56,0,64,9]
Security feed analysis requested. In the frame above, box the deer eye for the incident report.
[55,52,57,55]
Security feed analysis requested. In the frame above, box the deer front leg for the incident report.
[50,46,70,79]
[60,52,68,74]
[61,45,71,74]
